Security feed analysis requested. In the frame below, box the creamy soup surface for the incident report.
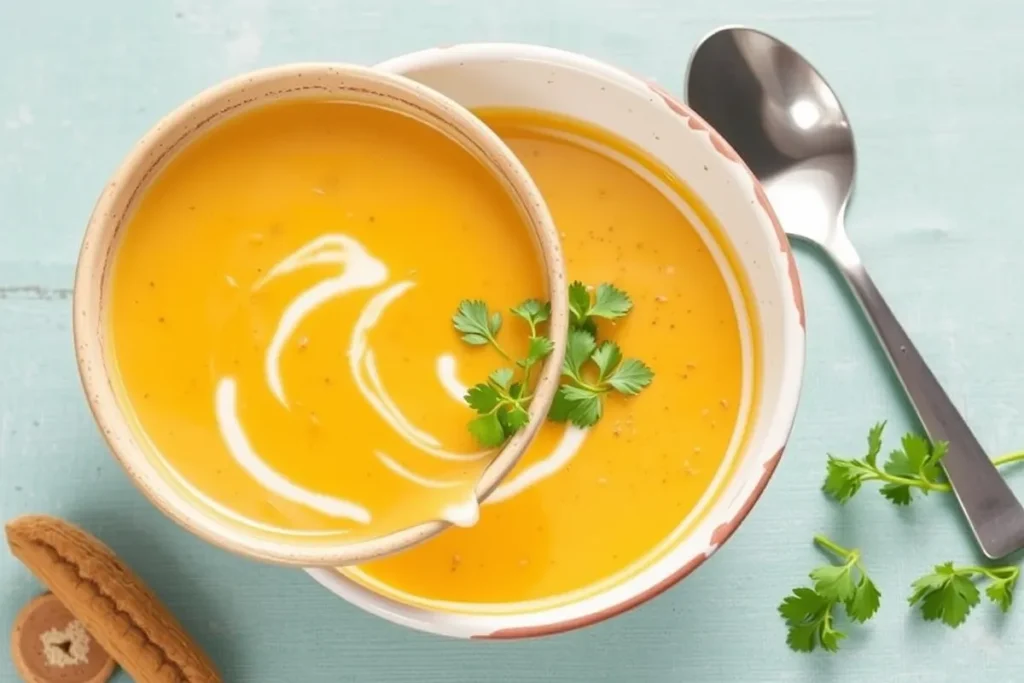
[347,109,751,609]
[109,100,547,540]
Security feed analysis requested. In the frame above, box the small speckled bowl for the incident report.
[307,44,806,637]
[73,64,569,567]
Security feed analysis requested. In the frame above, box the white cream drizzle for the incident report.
[256,234,388,407]
[214,378,372,523]
[375,451,463,489]
[485,426,588,505]
[350,284,488,463]
[213,233,491,528]
[436,354,468,402]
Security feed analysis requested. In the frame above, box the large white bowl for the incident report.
[309,43,805,638]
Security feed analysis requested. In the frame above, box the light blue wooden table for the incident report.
[3,1,1023,680]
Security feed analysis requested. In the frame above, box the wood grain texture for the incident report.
[2,0,1023,681]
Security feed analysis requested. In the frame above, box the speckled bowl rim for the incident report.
[72,63,569,567]
[306,43,806,638]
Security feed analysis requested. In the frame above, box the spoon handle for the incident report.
[829,232,1024,558]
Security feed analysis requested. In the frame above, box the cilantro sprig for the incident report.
[823,422,1024,505]
[784,422,1024,654]
[909,562,1019,627]
[823,422,949,505]
[453,299,554,447]
[453,300,508,355]
[549,282,653,428]
[782,534,1023,653]
[568,281,634,333]
[452,282,653,446]
[779,535,881,653]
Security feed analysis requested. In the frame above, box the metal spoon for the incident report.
[685,26,1024,558]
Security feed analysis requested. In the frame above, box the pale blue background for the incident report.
[2,1,1022,681]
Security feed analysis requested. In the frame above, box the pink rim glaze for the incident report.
[307,43,805,638]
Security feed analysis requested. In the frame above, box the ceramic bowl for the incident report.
[73,63,569,567]
[307,44,805,637]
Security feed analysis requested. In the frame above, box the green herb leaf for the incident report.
[591,341,623,383]
[909,563,981,627]
[865,421,885,467]
[510,299,550,328]
[554,384,603,428]
[576,317,598,338]
[879,482,913,505]
[460,333,490,346]
[568,281,632,328]
[453,300,494,339]
[520,335,555,368]
[822,457,868,503]
[810,564,857,602]
[568,281,592,326]
[547,385,576,422]
[822,424,952,506]
[605,358,654,395]
[558,384,601,402]
[782,535,879,653]
[985,572,1019,612]
[489,368,514,390]
[505,405,530,432]
[909,564,1019,626]
[468,412,506,448]
[457,281,654,444]
[563,329,597,382]
[590,283,633,320]
[778,587,845,653]
[464,383,502,413]
[567,395,602,427]
[987,580,1014,612]
[846,576,882,623]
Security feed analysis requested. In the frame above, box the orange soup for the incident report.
[108,100,547,540]
[347,110,752,608]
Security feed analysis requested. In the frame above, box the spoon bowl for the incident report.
[687,27,1024,559]
[686,27,854,246]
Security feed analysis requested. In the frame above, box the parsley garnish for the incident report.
[823,422,1024,505]
[783,534,1022,652]
[452,282,653,446]
[788,422,1024,653]
[452,299,552,447]
[909,562,1019,627]
[779,535,880,653]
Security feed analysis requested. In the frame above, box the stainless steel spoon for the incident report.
[685,26,1024,558]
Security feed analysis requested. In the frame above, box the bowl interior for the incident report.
[74,63,568,567]
[307,44,804,638]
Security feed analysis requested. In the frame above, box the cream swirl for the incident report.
[214,233,485,527]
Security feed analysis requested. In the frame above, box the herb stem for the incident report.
[872,470,950,493]
[959,565,1020,581]
[490,339,512,361]
[993,449,1024,468]
[813,534,853,561]
[865,446,1024,495]
[569,378,607,394]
